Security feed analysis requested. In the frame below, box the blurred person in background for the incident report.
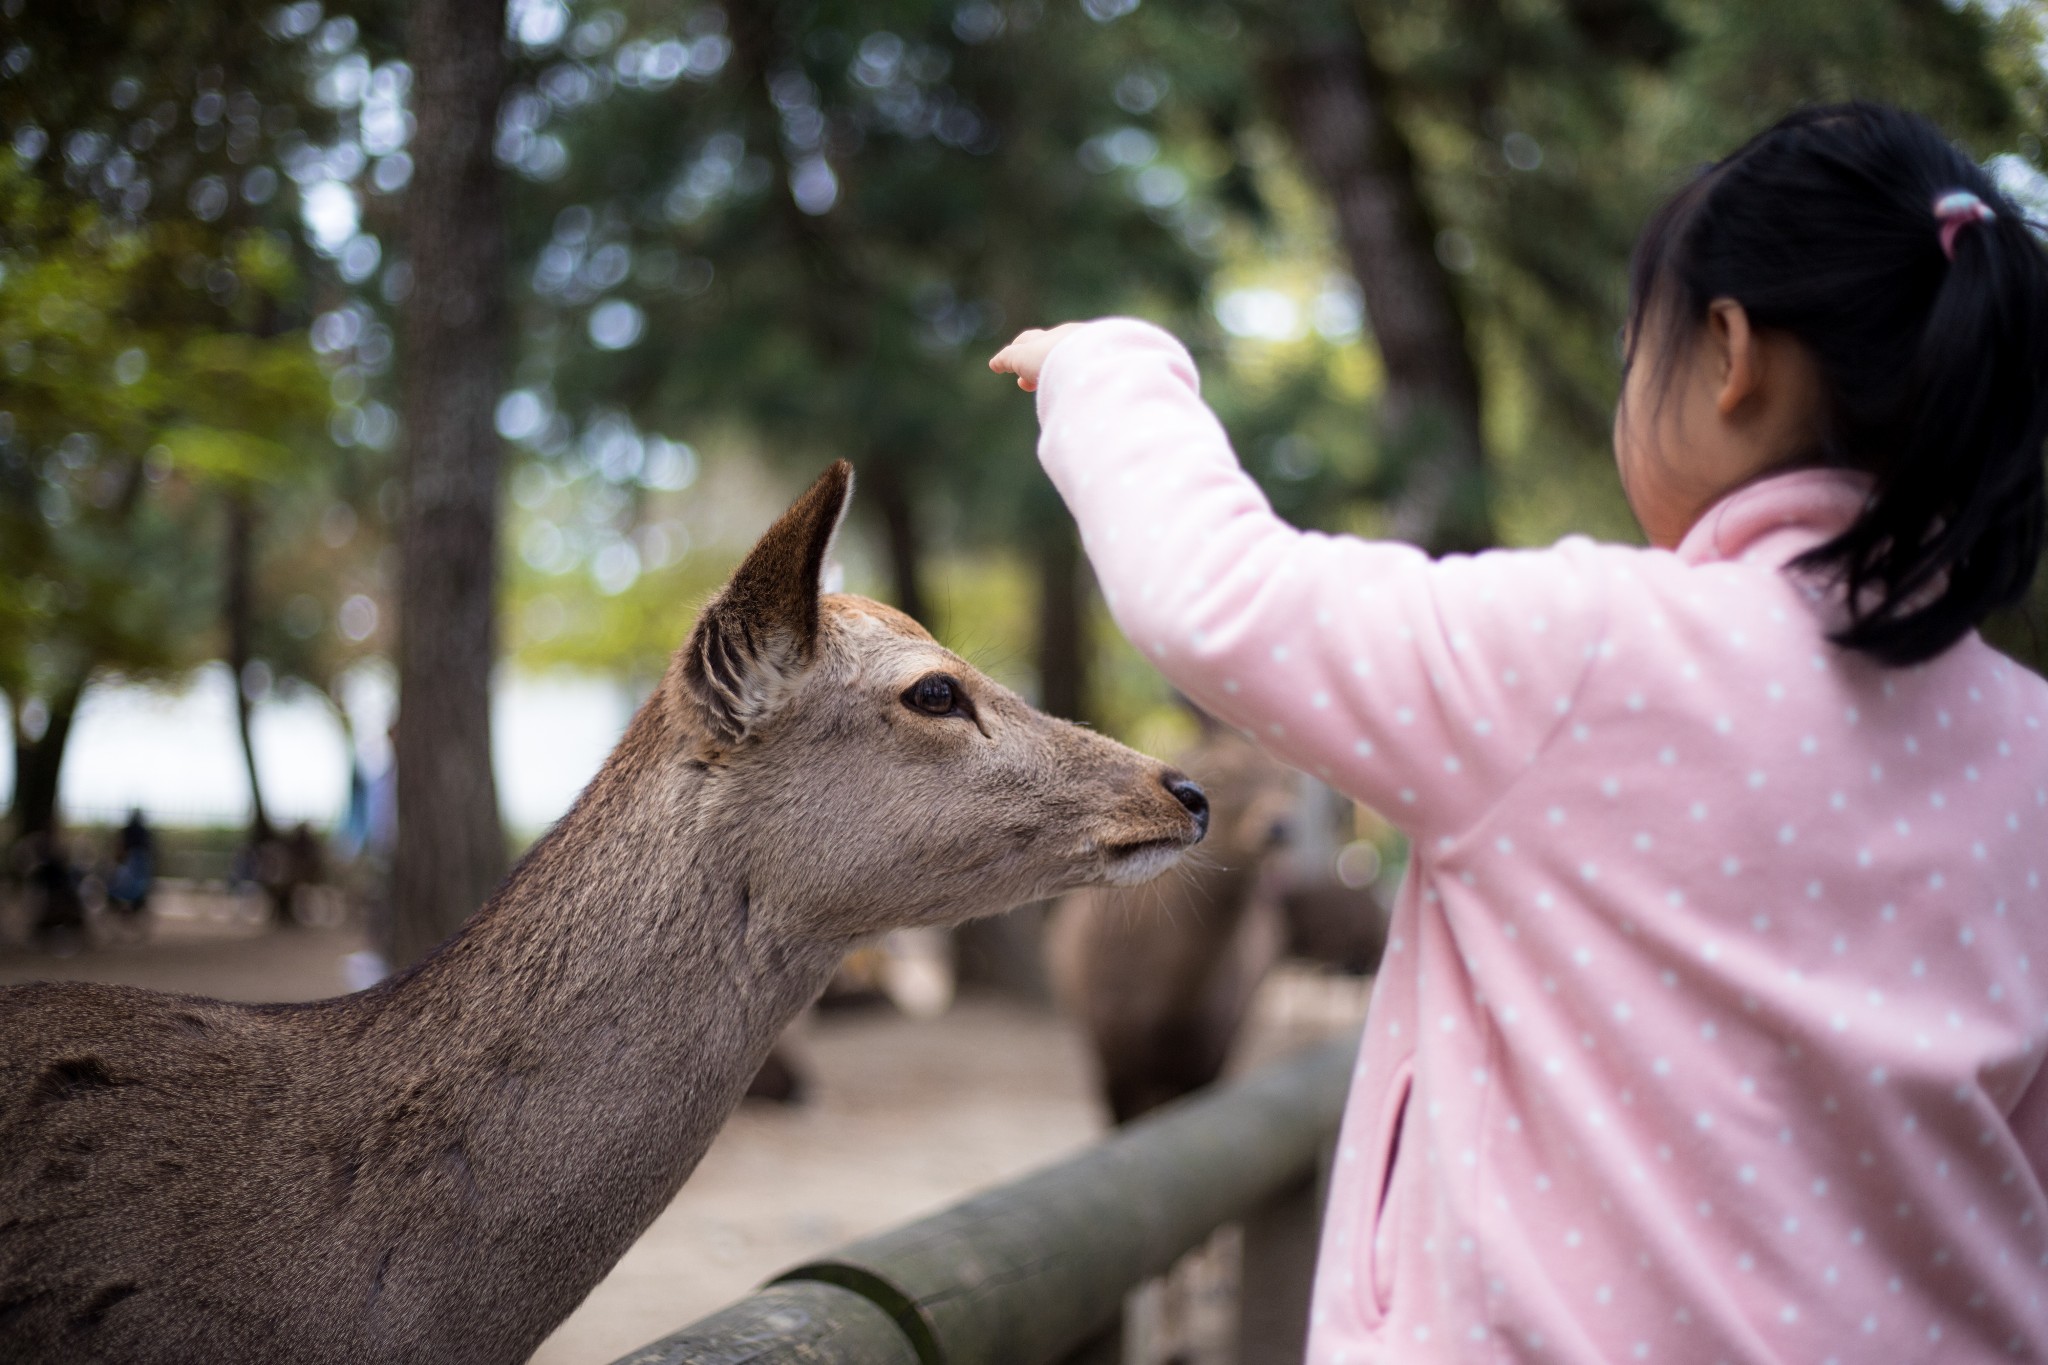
[103,807,155,937]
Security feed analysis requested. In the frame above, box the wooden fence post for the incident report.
[610,1037,1359,1365]
[1236,1172,1325,1364]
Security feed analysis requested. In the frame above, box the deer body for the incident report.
[0,464,1207,1364]
[1049,729,1379,1123]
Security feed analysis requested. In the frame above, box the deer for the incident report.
[0,461,1210,1365]
[1048,724,1382,1124]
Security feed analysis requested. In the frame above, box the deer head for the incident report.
[661,460,1209,941]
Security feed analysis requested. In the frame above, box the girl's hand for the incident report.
[989,323,1087,392]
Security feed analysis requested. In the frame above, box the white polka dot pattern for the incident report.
[1034,320,2048,1365]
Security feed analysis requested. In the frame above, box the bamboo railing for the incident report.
[610,1035,1355,1365]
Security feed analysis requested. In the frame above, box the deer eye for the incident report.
[903,673,967,718]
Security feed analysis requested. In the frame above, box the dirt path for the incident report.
[0,886,371,999]
[1,903,1367,1365]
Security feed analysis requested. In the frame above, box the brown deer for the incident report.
[0,462,1209,1365]
[1048,725,1381,1124]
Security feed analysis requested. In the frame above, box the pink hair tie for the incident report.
[1934,189,1996,260]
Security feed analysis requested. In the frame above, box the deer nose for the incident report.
[1162,771,1209,842]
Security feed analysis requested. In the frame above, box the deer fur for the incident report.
[0,461,1208,1365]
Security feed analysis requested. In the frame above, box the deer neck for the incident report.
[335,717,844,1336]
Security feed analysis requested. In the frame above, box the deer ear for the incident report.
[679,460,853,741]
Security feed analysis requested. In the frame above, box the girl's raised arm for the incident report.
[1027,318,1614,841]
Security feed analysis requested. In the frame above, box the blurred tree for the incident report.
[1352,0,2032,551]
[1255,0,1498,551]
[0,161,329,843]
[0,0,369,848]
[1172,0,2043,562]
[387,0,513,967]
[486,0,1217,726]
[1197,0,1685,554]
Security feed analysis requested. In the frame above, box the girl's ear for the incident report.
[1708,297,1759,416]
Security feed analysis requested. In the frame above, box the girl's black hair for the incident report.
[1625,102,2048,666]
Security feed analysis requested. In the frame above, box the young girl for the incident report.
[992,104,2048,1362]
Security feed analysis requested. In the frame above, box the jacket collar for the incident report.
[1673,467,1873,569]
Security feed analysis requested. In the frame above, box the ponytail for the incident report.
[1628,103,2048,665]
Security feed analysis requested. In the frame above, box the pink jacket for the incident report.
[1034,319,2048,1363]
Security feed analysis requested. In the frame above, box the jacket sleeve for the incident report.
[1034,317,1612,841]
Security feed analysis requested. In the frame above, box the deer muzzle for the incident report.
[1099,768,1209,885]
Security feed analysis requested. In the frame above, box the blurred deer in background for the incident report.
[1049,724,1384,1125]
[0,462,1209,1365]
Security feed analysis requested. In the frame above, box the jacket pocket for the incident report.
[1362,1056,1415,1322]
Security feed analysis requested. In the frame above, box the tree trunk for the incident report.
[1264,11,1493,553]
[862,458,929,628]
[727,7,932,634]
[1034,520,1090,723]
[225,489,298,924]
[0,690,11,843]
[391,0,509,967]
[7,678,85,843]
[224,491,272,844]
